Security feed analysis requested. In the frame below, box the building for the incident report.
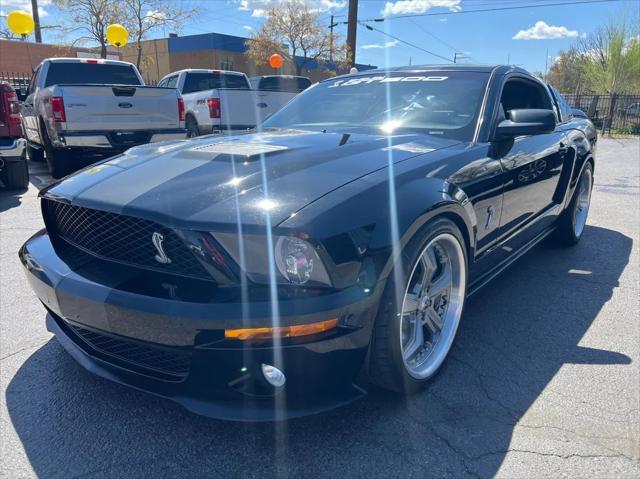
[121,32,375,84]
[0,39,120,76]
[0,32,375,86]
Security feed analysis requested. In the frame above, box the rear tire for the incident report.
[551,162,593,247]
[1,154,29,190]
[27,142,45,162]
[186,116,200,138]
[42,128,72,179]
[369,218,468,394]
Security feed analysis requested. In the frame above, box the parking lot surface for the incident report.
[1,139,639,478]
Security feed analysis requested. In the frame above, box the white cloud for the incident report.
[0,0,51,17]
[243,25,253,30]
[381,0,461,17]
[513,21,579,40]
[361,40,399,49]
[144,10,167,26]
[239,0,345,18]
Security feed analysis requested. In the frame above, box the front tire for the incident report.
[27,142,45,162]
[1,154,29,190]
[369,218,468,394]
[552,162,593,246]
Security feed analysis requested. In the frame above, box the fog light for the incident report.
[261,364,286,387]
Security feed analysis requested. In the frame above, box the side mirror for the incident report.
[495,109,556,139]
[15,88,27,102]
[571,108,587,118]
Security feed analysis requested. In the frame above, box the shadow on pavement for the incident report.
[5,225,633,477]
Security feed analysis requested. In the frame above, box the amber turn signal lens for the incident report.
[225,318,339,340]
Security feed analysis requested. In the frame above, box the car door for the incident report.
[21,66,41,144]
[492,75,568,244]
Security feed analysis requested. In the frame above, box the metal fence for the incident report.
[0,72,31,95]
[563,93,640,136]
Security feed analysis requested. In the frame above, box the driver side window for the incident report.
[499,78,553,120]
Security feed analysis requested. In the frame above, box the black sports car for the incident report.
[20,65,596,420]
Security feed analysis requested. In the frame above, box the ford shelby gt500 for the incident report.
[20,65,596,420]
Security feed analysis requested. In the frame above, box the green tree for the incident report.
[578,16,640,94]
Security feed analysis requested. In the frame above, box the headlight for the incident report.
[275,237,316,285]
[212,233,332,286]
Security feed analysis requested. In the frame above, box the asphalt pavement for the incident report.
[1,139,638,478]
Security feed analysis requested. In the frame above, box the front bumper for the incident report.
[56,129,187,150]
[20,230,379,421]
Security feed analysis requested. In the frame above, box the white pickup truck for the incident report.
[159,69,309,137]
[21,58,186,178]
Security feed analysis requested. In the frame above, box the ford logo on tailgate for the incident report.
[118,102,133,109]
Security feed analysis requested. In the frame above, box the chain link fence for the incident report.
[564,93,640,136]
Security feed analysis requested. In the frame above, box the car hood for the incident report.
[43,129,459,230]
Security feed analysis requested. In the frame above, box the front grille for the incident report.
[68,323,192,380]
[44,199,212,281]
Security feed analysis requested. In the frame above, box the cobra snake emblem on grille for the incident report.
[151,232,172,264]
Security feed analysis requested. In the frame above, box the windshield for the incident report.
[263,71,489,140]
[182,72,250,93]
[45,63,142,86]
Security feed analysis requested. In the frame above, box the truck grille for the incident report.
[68,322,192,380]
[44,199,212,281]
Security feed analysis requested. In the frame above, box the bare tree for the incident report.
[123,0,195,69]
[246,0,350,76]
[53,0,123,58]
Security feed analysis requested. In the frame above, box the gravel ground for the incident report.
[1,138,638,478]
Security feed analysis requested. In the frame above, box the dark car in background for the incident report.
[0,82,28,190]
[19,65,596,420]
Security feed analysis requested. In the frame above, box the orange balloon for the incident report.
[269,53,283,69]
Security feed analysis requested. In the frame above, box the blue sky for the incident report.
[2,0,635,73]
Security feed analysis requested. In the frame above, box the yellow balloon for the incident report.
[7,10,35,36]
[106,24,128,48]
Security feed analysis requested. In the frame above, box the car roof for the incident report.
[44,57,134,67]
[172,69,247,76]
[326,64,530,81]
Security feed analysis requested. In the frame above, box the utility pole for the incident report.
[346,0,358,67]
[31,0,42,43]
[329,15,337,63]
[544,48,549,81]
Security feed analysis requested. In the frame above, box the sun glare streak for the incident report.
[228,154,251,416]
[250,85,288,451]
[382,22,407,393]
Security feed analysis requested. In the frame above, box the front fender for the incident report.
[278,162,476,289]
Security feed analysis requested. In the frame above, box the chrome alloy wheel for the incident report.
[400,233,466,380]
[572,167,593,238]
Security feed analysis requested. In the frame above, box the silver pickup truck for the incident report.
[21,58,186,178]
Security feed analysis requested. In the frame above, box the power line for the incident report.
[361,0,622,22]
[407,19,480,63]
[359,22,454,63]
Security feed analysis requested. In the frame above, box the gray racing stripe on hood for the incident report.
[75,151,211,212]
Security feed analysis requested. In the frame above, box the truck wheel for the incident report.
[42,129,72,179]
[1,153,29,190]
[27,143,45,162]
[186,116,200,138]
